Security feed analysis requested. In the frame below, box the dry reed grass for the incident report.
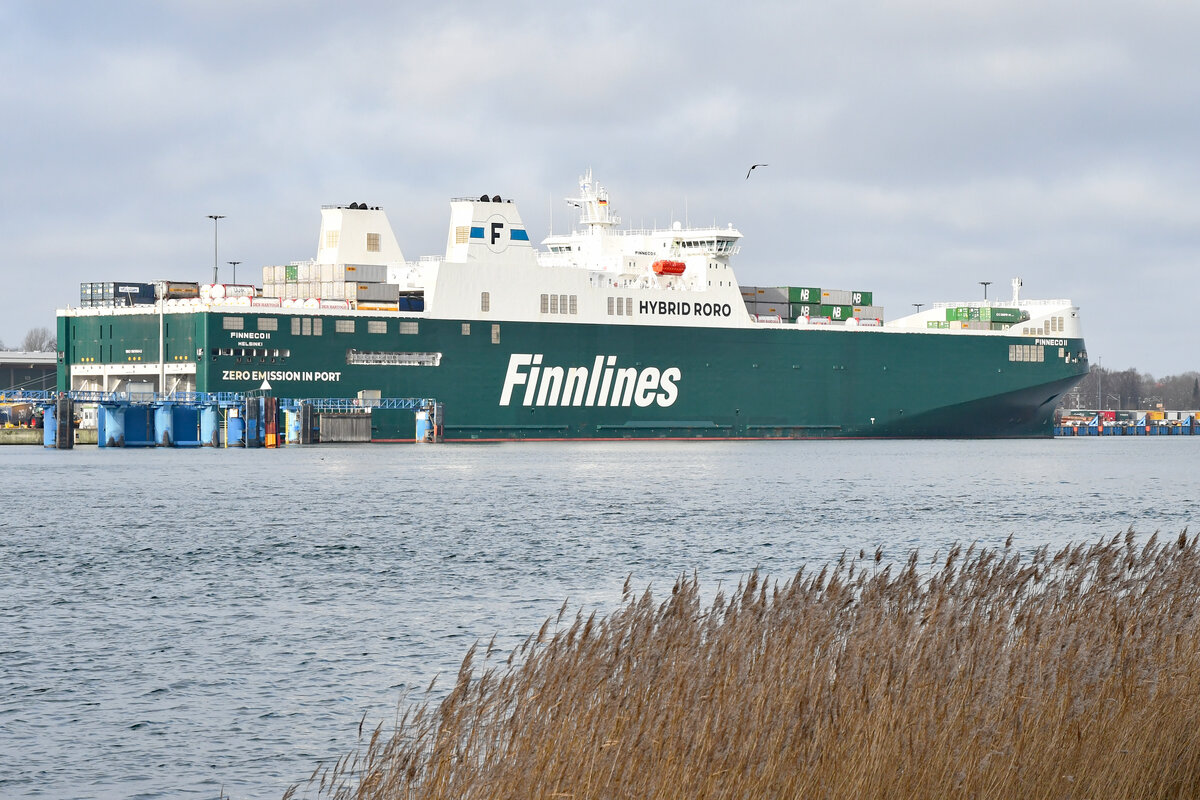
[294,530,1200,799]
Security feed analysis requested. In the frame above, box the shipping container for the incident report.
[353,283,400,302]
[850,290,873,306]
[819,304,853,321]
[853,305,885,319]
[341,264,389,283]
[159,281,200,300]
[790,303,820,318]
[990,307,1022,323]
[755,286,788,303]
[823,289,852,305]
[787,286,821,304]
[285,264,299,282]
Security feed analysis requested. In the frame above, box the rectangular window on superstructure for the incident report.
[549,294,559,314]
[399,321,419,335]
[607,297,614,315]
[559,295,568,314]
[569,295,577,314]
[223,316,244,331]
[257,317,278,332]
[291,318,301,335]
[456,226,470,244]
[366,233,381,252]
[480,291,490,312]
[301,318,312,336]
[541,294,549,314]
[335,319,355,333]
[616,298,624,315]
[367,320,386,334]
[491,323,500,344]
[626,297,633,316]
[461,323,471,336]
[325,230,339,249]
[312,318,323,336]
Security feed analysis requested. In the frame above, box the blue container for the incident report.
[154,402,175,447]
[226,412,245,447]
[172,406,203,447]
[43,408,57,448]
[124,406,156,447]
[200,405,220,447]
[285,410,300,444]
[101,405,126,447]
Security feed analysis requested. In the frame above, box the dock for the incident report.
[0,390,443,448]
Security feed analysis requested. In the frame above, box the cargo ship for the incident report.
[56,172,1089,440]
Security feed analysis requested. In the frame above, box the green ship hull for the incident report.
[57,310,1089,440]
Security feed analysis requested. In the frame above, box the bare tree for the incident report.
[20,327,56,352]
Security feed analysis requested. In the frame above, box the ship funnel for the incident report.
[444,196,537,266]
[317,205,405,265]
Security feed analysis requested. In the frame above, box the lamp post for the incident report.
[228,261,241,285]
[980,281,991,301]
[913,303,923,313]
[207,214,225,284]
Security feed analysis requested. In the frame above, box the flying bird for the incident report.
[745,163,768,180]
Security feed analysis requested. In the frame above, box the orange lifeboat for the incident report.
[651,259,686,275]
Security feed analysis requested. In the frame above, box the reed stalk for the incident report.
[299,530,1200,799]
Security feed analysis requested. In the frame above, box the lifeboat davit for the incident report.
[651,259,686,275]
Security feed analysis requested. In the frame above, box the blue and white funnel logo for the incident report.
[469,214,530,253]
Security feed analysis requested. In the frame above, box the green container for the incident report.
[967,307,981,320]
[791,303,820,318]
[820,304,853,321]
[285,265,299,282]
[990,307,1021,322]
[788,286,821,304]
[980,307,992,322]
[850,290,873,306]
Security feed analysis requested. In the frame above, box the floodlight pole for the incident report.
[228,261,241,284]
[208,215,225,284]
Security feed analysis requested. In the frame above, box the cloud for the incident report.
[1,1,1198,375]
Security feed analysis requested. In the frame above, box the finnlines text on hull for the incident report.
[500,354,681,407]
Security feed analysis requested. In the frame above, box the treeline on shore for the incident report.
[1064,367,1200,410]
[297,533,1200,800]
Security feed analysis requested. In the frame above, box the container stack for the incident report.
[78,281,157,308]
[741,285,884,324]
[261,263,415,310]
[930,306,1028,331]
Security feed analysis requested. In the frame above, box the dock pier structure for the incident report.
[21,390,439,449]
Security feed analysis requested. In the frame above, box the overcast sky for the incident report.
[3,0,1197,375]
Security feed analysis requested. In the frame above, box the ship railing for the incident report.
[931,299,1072,308]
